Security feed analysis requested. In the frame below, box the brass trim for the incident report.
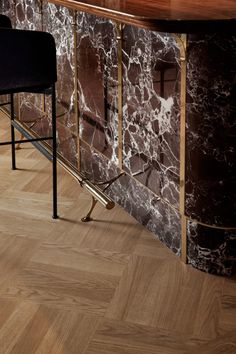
[176,33,187,216]
[175,34,187,262]
[116,22,123,170]
[181,215,187,263]
[72,10,80,172]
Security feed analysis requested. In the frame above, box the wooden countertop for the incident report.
[48,0,236,32]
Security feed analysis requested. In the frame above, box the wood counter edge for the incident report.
[47,0,236,33]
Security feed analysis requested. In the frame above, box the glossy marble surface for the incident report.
[80,141,181,255]
[43,2,78,167]
[77,12,118,162]
[186,33,236,227]
[122,26,180,207]
[187,222,236,275]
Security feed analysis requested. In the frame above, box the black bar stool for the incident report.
[0,15,58,218]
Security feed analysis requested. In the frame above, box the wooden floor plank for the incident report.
[0,112,235,353]
[0,233,39,285]
[85,318,198,354]
[0,261,119,314]
[0,301,40,353]
[31,243,130,277]
[105,254,226,339]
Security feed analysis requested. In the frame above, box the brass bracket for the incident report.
[81,196,97,222]
[81,171,125,222]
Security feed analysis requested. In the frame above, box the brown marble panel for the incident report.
[0,0,15,23]
[77,12,118,162]
[43,2,78,167]
[80,141,181,255]
[187,221,236,275]
[186,33,236,227]
[122,25,181,208]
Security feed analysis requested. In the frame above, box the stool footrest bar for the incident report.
[0,136,53,146]
[11,119,53,161]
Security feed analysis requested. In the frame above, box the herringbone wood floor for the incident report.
[0,112,236,354]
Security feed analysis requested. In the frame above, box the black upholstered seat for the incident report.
[0,14,11,28]
[0,14,58,218]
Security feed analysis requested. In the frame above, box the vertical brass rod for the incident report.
[179,33,187,216]
[181,215,187,263]
[73,11,80,172]
[179,34,187,263]
[116,22,123,170]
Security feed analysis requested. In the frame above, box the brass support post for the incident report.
[81,197,98,222]
[175,33,187,263]
[81,171,125,222]
[72,10,80,172]
[181,215,187,263]
[116,22,123,170]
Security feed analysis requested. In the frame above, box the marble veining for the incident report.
[122,26,181,208]
[76,12,119,162]
[80,141,181,254]
[0,0,15,23]
[187,221,236,275]
[186,33,236,227]
[43,2,78,167]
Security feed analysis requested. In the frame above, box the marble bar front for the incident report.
[0,0,235,275]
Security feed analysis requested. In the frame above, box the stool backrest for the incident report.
[0,27,57,94]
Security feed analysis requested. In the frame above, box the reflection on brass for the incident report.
[116,22,123,170]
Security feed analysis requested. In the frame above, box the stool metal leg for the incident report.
[10,93,16,170]
[51,84,58,219]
